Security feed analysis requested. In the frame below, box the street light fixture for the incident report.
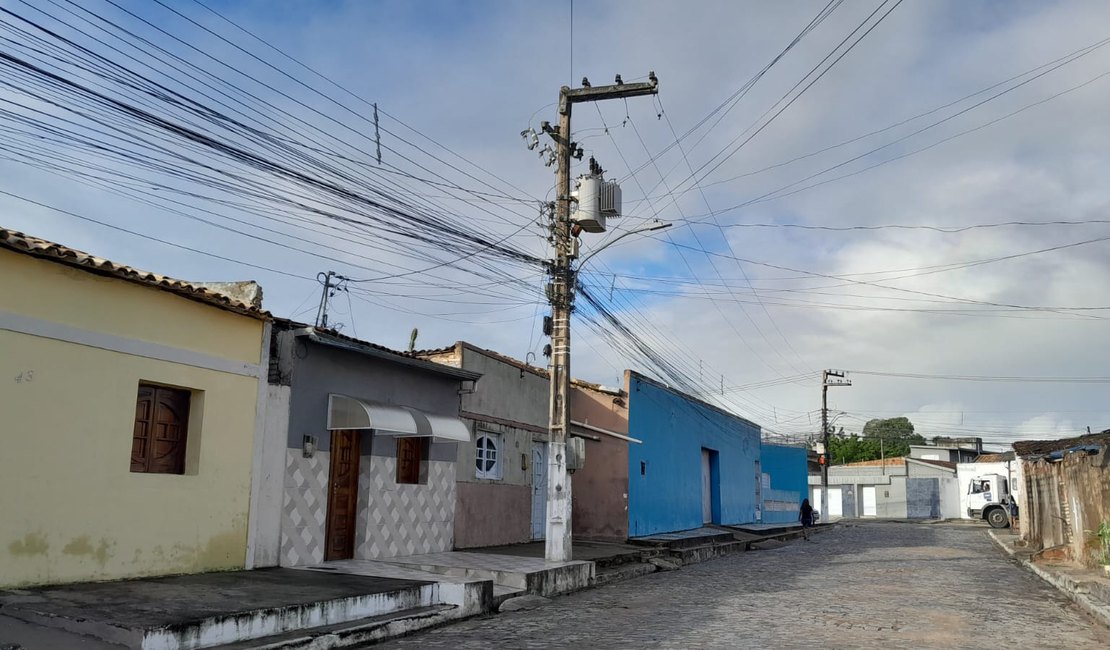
[576,220,672,270]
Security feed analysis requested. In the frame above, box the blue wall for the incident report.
[627,374,761,537]
[760,444,809,524]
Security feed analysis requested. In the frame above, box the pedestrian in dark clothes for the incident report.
[799,498,815,541]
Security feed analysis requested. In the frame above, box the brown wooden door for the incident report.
[325,429,360,561]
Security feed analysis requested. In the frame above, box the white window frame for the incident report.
[475,432,503,480]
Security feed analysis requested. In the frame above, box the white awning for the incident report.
[326,394,470,442]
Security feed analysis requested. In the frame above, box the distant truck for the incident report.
[966,473,1017,528]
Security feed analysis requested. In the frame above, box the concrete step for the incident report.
[592,562,658,587]
[491,585,526,610]
[628,531,737,550]
[669,540,749,565]
[381,557,593,598]
[211,604,458,649]
[0,579,440,650]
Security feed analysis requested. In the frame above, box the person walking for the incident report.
[799,498,815,541]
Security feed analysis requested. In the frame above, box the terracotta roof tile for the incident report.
[1013,430,1110,457]
[838,457,906,467]
[1,228,267,319]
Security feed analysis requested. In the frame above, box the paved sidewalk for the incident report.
[989,529,1110,628]
[0,568,432,649]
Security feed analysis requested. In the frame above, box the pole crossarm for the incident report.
[561,80,658,112]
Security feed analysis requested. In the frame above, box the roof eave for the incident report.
[295,328,482,381]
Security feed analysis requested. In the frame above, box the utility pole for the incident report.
[542,74,657,562]
[314,270,348,329]
[820,369,851,521]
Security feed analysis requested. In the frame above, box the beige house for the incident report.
[0,228,270,587]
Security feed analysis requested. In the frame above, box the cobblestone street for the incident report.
[378,523,1110,649]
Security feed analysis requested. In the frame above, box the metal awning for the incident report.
[326,394,470,442]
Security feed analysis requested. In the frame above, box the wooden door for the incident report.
[325,429,360,561]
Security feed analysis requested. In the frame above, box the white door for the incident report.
[531,442,547,540]
[862,486,877,517]
[828,488,843,517]
[701,449,712,524]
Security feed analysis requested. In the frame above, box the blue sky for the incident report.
[3,0,1110,445]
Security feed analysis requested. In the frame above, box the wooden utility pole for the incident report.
[820,370,851,521]
[544,75,657,562]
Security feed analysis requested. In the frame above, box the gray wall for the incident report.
[282,331,462,460]
[455,346,550,484]
[907,462,961,518]
[810,465,909,518]
[459,347,549,428]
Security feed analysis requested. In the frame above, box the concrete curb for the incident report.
[988,530,1110,629]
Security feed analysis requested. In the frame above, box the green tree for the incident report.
[828,417,924,464]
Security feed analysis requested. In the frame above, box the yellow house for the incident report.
[0,228,270,587]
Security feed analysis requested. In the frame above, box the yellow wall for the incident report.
[0,252,262,363]
[0,251,265,587]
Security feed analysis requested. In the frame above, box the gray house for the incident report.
[810,455,960,520]
[416,342,551,548]
[258,320,480,566]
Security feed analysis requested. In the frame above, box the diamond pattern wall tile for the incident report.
[280,449,329,567]
[355,456,456,559]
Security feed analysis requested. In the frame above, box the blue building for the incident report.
[759,444,809,524]
[625,371,762,537]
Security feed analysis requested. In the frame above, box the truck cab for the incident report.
[967,473,1015,528]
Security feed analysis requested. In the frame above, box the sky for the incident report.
[3,0,1110,448]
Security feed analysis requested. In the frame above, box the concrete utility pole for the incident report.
[543,74,657,562]
[820,369,850,521]
[314,271,349,329]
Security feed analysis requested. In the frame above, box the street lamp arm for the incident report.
[577,221,672,270]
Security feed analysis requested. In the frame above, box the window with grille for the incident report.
[131,383,191,474]
[475,433,502,480]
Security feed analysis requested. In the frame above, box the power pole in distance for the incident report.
[543,74,658,562]
[314,270,349,329]
[821,369,851,521]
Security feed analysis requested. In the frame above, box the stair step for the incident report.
[213,604,458,649]
[592,562,657,587]
[491,584,526,609]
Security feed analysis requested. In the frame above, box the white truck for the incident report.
[966,473,1016,528]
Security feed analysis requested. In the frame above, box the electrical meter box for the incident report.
[567,436,586,472]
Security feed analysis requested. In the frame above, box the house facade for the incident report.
[0,228,269,587]
[263,322,479,566]
[759,444,808,524]
[904,457,961,519]
[626,371,761,537]
[811,458,908,519]
[1015,431,1110,567]
[570,380,631,542]
[415,342,550,548]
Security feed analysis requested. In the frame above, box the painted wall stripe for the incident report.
[0,310,263,378]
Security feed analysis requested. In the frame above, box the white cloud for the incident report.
[3,0,1110,444]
